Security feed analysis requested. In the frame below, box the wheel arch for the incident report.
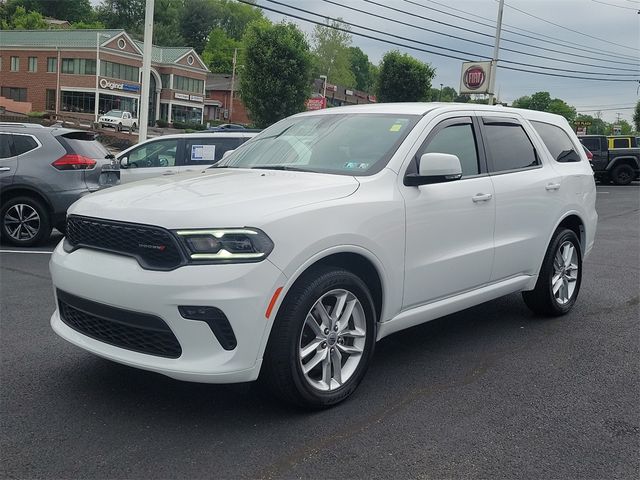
[606,156,639,171]
[1,185,53,216]
[551,212,586,256]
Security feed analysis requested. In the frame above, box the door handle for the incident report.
[0,167,11,172]
[545,182,561,191]
[472,193,493,203]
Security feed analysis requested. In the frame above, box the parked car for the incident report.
[578,134,640,184]
[0,123,118,247]
[50,104,597,407]
[116,131,257,183]
[99,110,137,132]
[207,123,246,131]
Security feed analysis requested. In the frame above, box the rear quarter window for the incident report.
[57,132,109,159]
[482,121,538,172]
[531,121,581,163]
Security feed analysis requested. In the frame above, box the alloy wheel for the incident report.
[4,204,41,241]
[552,241,579,305]
[298,289,367,391]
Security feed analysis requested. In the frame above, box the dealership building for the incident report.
[0,29,209,125]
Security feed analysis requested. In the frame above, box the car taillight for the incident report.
[51,154,96,170]
[585,150,593,160]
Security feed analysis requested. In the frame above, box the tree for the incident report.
[311,19,355,88]
[202,27,240,73]
[575,114,607,135]
[71,20,106,29]
[3,0,93,23]
[209,0,262,41]
[152,0,185,46]
[349,46,375,92]
[240,20,312,128]
[1,5,47,29]
[512,91,576,122]
[179,0,215,53]
[95,0,145,33]
[547,98,576,123]
[376,51,435,103]
[633,100,640,132]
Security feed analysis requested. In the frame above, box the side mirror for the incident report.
[222,149,234,159]
[119,157,129,169]
[405,152,463,186]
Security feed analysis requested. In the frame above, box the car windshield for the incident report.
[105,110,124,118]
[217,113,420,175]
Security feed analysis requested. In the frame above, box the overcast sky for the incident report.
[256,0,640,123]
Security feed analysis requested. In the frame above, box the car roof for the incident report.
[139,131,259,142]
[293,102,569,124]
[0,123,86,136]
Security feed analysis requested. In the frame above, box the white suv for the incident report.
[50,103,597,408]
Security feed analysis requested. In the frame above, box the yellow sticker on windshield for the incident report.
[389,124,403,132]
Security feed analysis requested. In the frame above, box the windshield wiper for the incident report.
[251,165,313,172]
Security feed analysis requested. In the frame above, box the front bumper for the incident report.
[50,242,287,383]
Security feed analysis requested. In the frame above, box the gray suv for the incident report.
[0,123,119,247]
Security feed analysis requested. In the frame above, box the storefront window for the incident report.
[161,74,171,89]
[98,94,138,117]
[160,103,169,122]
[46,89,56,110]
[61,90,94,113]
[171,104,202,124]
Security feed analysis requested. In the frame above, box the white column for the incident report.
[138,0,155,141]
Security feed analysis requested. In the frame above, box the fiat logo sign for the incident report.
[464,66,486,90]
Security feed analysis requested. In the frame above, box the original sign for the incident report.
[99,78,140,92]
[459,61,492,94]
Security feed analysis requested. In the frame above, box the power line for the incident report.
[354,0,639,72]
[577,106,636,111]
[243,0,638,82]
[503,1,640,54]
[591,0,640,11]
[414,0,640,63]
[269,0,639,77]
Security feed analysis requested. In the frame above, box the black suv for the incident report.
[0,123,119,247]
[578,135,640,185]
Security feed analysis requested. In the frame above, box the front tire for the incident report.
[261,266,377,408]
[1,196,52,247]
[610,164,634,185]
[117,123,122,132]
[523,228,582,316]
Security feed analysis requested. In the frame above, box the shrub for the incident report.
[156,119,169,128]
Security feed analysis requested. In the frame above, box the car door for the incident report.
[119,138,181,183]
[581,137,606,171]
[179,136,242,174]
[478,115,564,281]
[401,115,496,308]
[0,134,17,190]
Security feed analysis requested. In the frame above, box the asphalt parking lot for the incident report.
[1,184,638,479]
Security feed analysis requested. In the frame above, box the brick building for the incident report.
[0,29,209,125]
[204,73,250,125]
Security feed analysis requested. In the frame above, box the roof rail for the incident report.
[0,122,45,128]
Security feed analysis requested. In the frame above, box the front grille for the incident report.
[57,290,182,358]
[66,215,184,270]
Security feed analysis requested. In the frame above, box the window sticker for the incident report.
[344,162,370,169]
[191,144,216,161]
[389,124,403,132]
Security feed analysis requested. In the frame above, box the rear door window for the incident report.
[531,121,581,163]
[482,119,539,173]
[580,137,601,152]
[0,134,14,158]
[12,134,39,156]
[184,137,241,165]
[612,138,628,149]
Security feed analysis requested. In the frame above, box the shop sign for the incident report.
[306,97,326,110]
[174,92,190,100]
[345,89,354,96]
[99,78,140,92]
[189,95,204,102]
[575,120,592,127]
[367,95,377,103]
[459,61,492,94]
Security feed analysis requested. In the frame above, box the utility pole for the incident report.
[439,83,443,101]
[229,48,237,123]
[138,0,155,141]
[94,32,101,124]
[616,112,622,123]
[488,0,505,106]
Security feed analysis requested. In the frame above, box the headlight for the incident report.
[174,228,274,264]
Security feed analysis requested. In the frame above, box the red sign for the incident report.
[306,97,326,110]
[463,66,486,90]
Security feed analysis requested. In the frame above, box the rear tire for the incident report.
[1,196,52,247]
[523,228,582,316]
[261,266,377,408]
[610,164,634,185]
[117,123,122,132]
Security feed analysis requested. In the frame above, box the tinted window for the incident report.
[421,123,479,176]
[128,139,178,168]
[531,121,580,163]
[612,138,628,149]
[184,137,240,165]
[12,135,38,155]
[57,133,109,159]
[483,123,538,172]
[580,138,600,152]
[0,134,12,159]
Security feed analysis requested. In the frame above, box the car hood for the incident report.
[68,168,360,228]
